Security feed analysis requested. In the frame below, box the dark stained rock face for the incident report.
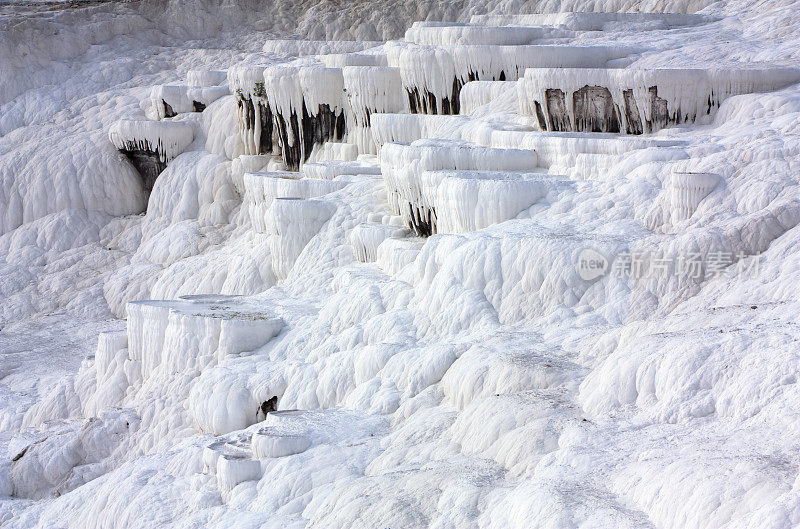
[120,149,168,191]
[573,86,620,133]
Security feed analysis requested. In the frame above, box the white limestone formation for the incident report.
[370,113,469,149]
[321,53,388,67]
[381,139,538,235]
[459,80,518,114]
[251,409,387,458]
[216,452,262,493]
[251,429,313,458]
[8,3,800,529]
[419,170,567,233]
[459,125,687,167]
[404,22,552,46]
[668,171,720,221]
[307,141,360,162]
[187,69,228,87]
[262,39,381,56]
[267,198,336,279]
[341,66,408,153]
[242,171,348,232]
[519,67,800,134]
[470,12,713,30]
[387,41,634,114]
[348,222,410,262]
[301,160,382,180]
[374,236,425,275]
[150,84,229,118]
[127,296,283,382]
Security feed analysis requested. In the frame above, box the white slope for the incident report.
[2,0,800,528]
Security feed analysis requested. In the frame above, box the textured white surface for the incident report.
[3,0,800,527]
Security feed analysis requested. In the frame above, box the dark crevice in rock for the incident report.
[301,102,346,163]
[408,202,435,237]
[258,101,273,154]
[11,446,28,462]
[192,100,206,112]
[450,76,462,114]
[408,76,465,115]
[121,149,167,191]
[260,396,278,418]
[161,99,177,118]
[407,88,420,114]
[237,96,274,155]
[274,109,303,171]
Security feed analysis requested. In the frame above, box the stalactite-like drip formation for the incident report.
[263,65,348,170]
[370,113,469,150]
[520,68,800,134]
[242,171,348,233]
[341,66,408,154]
[469,12,713,30]
[236,94,274,156]
[380,139,539,236]
[298,67,347,164]
[348,223,410,263]
[668,171,719,221]
[387,41,635,116]
[108,119,194,191]
[229,66,275,156]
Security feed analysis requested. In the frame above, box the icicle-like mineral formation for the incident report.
[519,67,800,134]
[668,171,719,221]
[108,119,194,190]
[348,223,410,262]
[381,139,538,235]
[341,66,408,153]
[470,12,713,30]
[261,65,348,170]
[229,66,274,156]
[387,42,634,115]
[243,172,348,233]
